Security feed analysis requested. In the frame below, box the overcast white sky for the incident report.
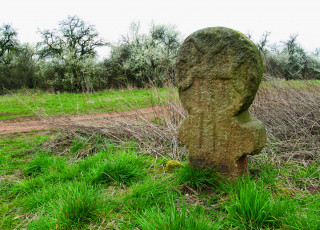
[1,0,319,58]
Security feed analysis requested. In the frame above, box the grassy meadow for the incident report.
[1,80,320,121]
[0,80,319,229]
[0,88,168,120]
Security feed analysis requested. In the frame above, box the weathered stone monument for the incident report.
[176,27,266,178]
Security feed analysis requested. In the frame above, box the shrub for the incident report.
[104,22,181,88]
[37,58,108,92]
[263,34,320,80]
[0,44,38,93]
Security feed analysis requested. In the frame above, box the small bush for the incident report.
[263,34,320,80]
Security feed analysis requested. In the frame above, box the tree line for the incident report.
[1,16,320,93]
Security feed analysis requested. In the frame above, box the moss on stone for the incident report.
[165,160,184,172]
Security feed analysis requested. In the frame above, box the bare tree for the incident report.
[37,16,107,91]
[257,31,271,54]
[37,15,106,61]
[0,24,18,63]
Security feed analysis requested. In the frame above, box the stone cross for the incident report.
[176,27,266,178]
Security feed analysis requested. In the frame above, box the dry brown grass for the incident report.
[251,83,320,165]
[49,81,319,168]
[46,83,187,160]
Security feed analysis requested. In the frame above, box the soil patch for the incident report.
[0,106,165,135]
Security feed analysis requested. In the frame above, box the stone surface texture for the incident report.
[176,27,266,177]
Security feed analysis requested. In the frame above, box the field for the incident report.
[0,81,320,229]
[0,88,169,121]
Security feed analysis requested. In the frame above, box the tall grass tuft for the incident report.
[54,182,103,227]
[90,152,149,185]
[125,176,176,210]
[22,184,60,211]
[225,178,291,229]
[283,194,320,230]
[175,165,222,190]
[23,152,53,177]
[29,181,105,229]
[137,198,223,230]
[9,177,46,196]
[24,152,67,177]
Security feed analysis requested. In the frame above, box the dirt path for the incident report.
[0,106,165,135]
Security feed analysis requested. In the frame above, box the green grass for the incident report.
[175,165,223,190]
[0,88,168,120]
[1,132,318,229]
[224,178,291,229]
[261,79,320,88]
[125,176,176,211]
[1,81,319,121]
[90,152,150,185]
[0,133,51,175]
[34,182,105,229]
[1,82,319,229]
[137,198,224,230]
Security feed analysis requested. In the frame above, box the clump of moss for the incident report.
[165,160,184,172]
